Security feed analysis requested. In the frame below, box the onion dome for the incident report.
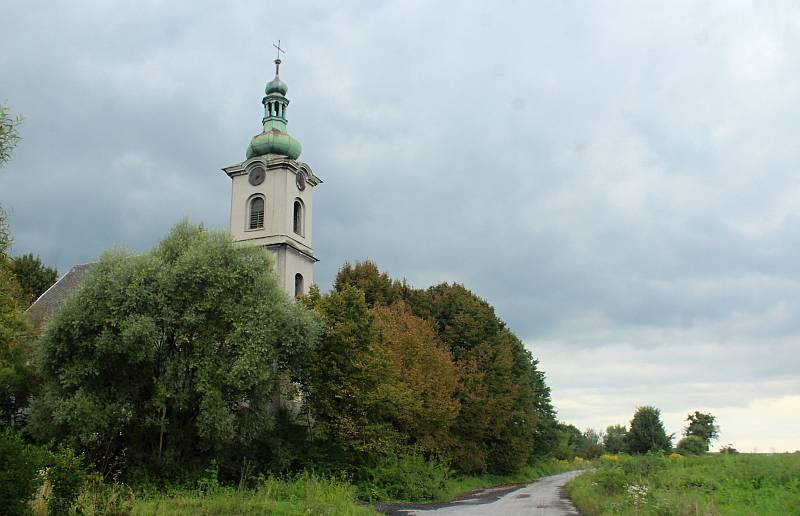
[265,75,288,96]
[246,53,302,160]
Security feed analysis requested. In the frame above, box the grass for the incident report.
[566,452,800,515]
[132,473,376,516]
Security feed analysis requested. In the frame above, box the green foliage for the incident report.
[0,230,37,424]
[9,254,58,307]
[75,475,135,516]
[30,220,320,477]
[566,452,800,515]
[300,286,400,463]
[358,454,450,502]
[46,445,87,515]
[676,435,708,456]
[577,428,605,459]
[370,302,459,456]
[552,422,583,460]
[1,103,23,167]
[132,472,376,515]
[625,406,672,454]
[334,260,405,307]
[603,425,627,454]
[719,444,739,455]
[684,411,719,451]
[0,425,46,516]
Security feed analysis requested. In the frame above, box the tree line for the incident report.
[1,221,563,484]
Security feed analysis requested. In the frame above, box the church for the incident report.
[28,49,318,327]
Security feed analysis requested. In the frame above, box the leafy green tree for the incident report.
[0,215,36,425]
[578,428,605,459]
[371,302,459,456]
[684,411,719,451]
[625,406,672,454]
[9,254,58,307]
[333,260,405,307]
[603,424,627,454]
[529,363,559,459]
[300,285,400,463]
[676,435,707,455]
[0,103,22,167]
[29,221,319,477]
[552,422,582,460]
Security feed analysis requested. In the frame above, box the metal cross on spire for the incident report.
[273,39,285,75]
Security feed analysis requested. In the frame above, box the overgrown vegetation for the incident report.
[566,452,800,515]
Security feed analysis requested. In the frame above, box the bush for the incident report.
[0,426,46,516]
[76,475,135,516]
[46,446,87,515]
[676,435,708,456]
[357,454,450,502]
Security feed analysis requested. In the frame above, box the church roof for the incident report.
[25,263,92,331]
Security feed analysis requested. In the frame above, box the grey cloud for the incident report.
[2,1,800,450]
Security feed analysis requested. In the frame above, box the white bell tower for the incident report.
[222,44,322,297]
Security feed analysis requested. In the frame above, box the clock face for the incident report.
[248,165,265,186]
[296,170,307,191]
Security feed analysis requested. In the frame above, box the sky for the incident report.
[2,1,799,452]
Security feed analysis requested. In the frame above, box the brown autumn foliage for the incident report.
[371,302,459,456]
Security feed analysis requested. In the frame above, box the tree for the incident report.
[552,422,582,460]
[9,254,58,307]
[300,285,400,463]
[29,221,319,477]
[625,406,672,454]
[684,411,719,451]
[333,260,405,307]
[0,103,22,167]
[371,302,459,456]
[578,428,605,459]
[676,435,707,455]
[603,424,627,454]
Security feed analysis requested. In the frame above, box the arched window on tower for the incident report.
[294,273,304,297]
[293,198,304,236]
[249,196,265,230]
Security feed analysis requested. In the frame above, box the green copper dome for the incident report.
[265,75,288,96]
[247,128,302,160]
[246,57,301,160]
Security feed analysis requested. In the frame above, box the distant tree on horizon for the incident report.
[625,406,672,454]
[684,411,719,452]
[603,424,627,454]
[9,253,57,307]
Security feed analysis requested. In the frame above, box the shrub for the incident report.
[676,435,708,456]
[357,454,450,502]
[0,426,46,516]
[76,475,135,516]
[593,467,627,495]
[46,445,87,515]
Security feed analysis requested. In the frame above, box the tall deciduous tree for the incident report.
[333,260,405,307]
[29,221,319,476]
[0,211,37,425]
[625,406,672,454]
[300,285,400,462]
[371,302,459,456]
[684,411,719,451]
[603,424,627,454]
[9,254,58,307]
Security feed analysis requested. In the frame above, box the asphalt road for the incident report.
[379,470,585,516]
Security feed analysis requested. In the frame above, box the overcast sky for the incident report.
[2,1,799,452]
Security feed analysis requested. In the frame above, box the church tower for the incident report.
[222,47,321,297]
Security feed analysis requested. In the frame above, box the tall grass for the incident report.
[133,472,376,515]
[566,452,800,515]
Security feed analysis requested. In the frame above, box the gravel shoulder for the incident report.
[377,470,586,516]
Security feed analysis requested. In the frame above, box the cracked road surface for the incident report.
[379,470,585,516]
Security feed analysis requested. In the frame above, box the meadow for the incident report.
[566,452,800,515]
